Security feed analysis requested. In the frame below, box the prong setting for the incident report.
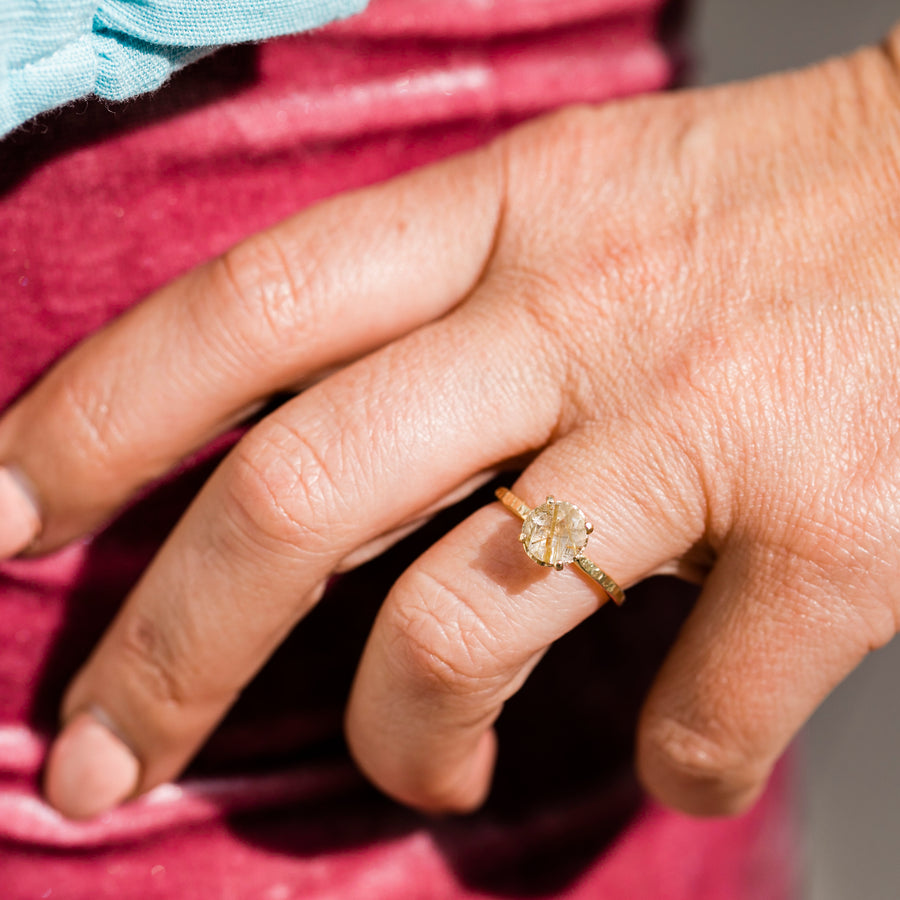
[519,496,589,568]
[495,487,626,605]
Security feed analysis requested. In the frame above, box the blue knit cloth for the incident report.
[0,0,367,136]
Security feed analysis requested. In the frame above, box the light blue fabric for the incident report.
[0,0,367,137]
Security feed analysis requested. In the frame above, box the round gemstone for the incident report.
[521,498,588,568]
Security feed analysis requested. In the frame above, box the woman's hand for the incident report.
[3,36,900,821]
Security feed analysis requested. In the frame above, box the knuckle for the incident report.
[222,423,344,559]
[56,375,123,470]
[117,613,194,710]
[388,568,506,699]
[214,229,326,362]
[504,104,603,194]
[638,714,763,814]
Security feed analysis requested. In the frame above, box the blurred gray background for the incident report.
[689,2,900,898]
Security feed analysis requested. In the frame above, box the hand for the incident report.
[2,35,900,821]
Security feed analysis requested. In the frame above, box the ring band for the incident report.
[495,487,626,606]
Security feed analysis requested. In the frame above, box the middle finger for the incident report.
[47,300,562,817]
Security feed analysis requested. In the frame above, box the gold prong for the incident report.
[497,487,625,605]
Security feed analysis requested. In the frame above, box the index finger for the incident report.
[0,143,504,557]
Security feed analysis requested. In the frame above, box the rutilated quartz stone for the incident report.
[520,498,588,568]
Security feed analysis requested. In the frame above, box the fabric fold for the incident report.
[0,0,368,136]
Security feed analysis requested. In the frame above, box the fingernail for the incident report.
[45,711,140,820]
[0,466,40,558]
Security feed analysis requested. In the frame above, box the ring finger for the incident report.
[344,425,704,812]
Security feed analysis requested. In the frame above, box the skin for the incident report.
[2,32,900,821]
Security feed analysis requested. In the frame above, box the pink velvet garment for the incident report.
[0,1,798,896]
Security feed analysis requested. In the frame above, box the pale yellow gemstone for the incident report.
[521,498,588,567]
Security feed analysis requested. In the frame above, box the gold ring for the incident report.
[495,487,626,606]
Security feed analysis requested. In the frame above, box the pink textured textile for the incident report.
[0,1,797,896]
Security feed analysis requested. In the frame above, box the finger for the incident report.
[635,536,890,816]
[344,424,706,813]
[43,300,561,820]
[332,468,515,574]
[0,144,504,557]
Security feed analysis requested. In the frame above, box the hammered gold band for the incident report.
[495,487,626,606]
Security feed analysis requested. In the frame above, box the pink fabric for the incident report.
[0,1,797,896]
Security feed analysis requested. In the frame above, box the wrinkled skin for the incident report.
[1,34,900,821]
